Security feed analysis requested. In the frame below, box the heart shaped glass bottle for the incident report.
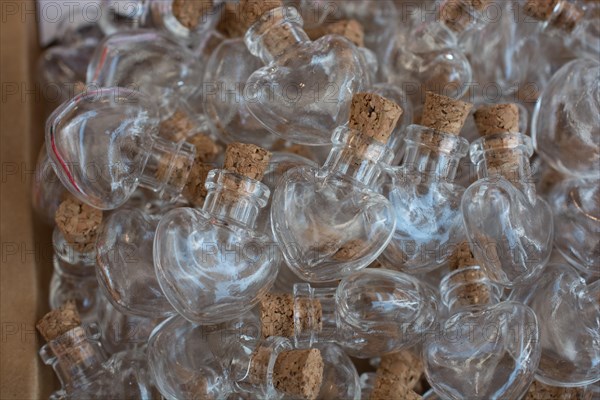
[424,243,541,400]
[380,92,472,273]
[462,104,553,287]
[244,6,371,145]
[154,143,279,324]
[270,92,401,283]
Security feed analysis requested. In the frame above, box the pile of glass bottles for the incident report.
[33,0,599,399]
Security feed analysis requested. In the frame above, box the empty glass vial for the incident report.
[531,58,600,179]
[548,178,600,276]
[36,302,160,399]
[87,30,203,117]
[423,243,541,400]
[380,92,472,273]
[148,314,328,400]
[511,263,600,387]
[270,93,401,282]
[462,104,553,287]
[259,268,438,358]
[50,197,102,323]
[154,143,279,324]
[46,87,212,210]
[244,6,371,144]
[520,0,600,60]
[96,207,175,319]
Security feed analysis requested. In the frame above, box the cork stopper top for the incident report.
[54,196,102,253]
[306,19,365,47]
[348,92,403,144]
[223,143,272,181]
[260,293,322,339]
[473,104,520,136]
[272,348,324,400]
[217,0,283,38]
[36,301,81,342]
[524,380,587,400]
[172,0,213,30]
[420,92,473,135]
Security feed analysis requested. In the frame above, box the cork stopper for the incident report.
[523,0,559,21]
[305,19,365,47]
[182,163,214,207]
[256,8,304,59]
[54,196,102,253]
[348,92,403,144]
[159,110,197,142]
[524,380,587,400]
[449,241,479,271]
[420,92,473,135]
[447,243,493,308]
[473,104,520,136]
[376,351,424,389]
[260,293,322,339]
[187,133,221,163]
[524,0,583,32]
[223,143,271,181]
[216,0,283,38]
[36,300,81,342]
[371,376,423,400]
[439,0,490,32]
[272,348,324,399]
[172,0,213,30]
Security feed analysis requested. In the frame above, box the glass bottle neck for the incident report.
[292,283,338,348]
[201,170,270,229]
[52,228,96,275]
[440,266,502,314]
[39,326,106,392]
[244,6,309,65]
[400,125,469,183]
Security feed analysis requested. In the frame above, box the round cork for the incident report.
[36,300,81,342]
[420,92,473,135]
[377,351,424,389]
[348,92,403,144]
[216,0,283,38]
[272,348,324,400]
[54,196,102,253]
[473,104,520,136]
[172,0,213,30]
[524,380,587,400]
[305,19,365,47]
[223,143,272,181]
[260,293,322,339]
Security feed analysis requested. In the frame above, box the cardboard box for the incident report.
[1,1,55,397]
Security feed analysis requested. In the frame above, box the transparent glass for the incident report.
[380,125,469,273]
[548,178,600,276]
[532,59,600,178]
[381,14,472,106]
[149,0,221,46]
[511,263,600,387]
[46,87,197,210]
[424,266,540,400]
[87,30,202,117]
[270,127,396,282]
[201,38,280,148]
[96,208,175,318]
[154,169,279,324]
[462,132,553,287]
[32,146,67,226]
[50,229,98,323]
[244,7,370,145]
[99,1,151,35]
[313,342,361,400]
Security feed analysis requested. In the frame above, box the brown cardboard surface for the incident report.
[1,1,55,398]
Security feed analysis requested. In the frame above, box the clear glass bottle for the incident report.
[32,146,67,226]
[154,143,279,324]
[531,58,600,179]
[244,6,371,145]
[46,87,210,210]
[462,104,553,287]
[36,302,160,399]
[149,0,221,46]
[259,268,438,358]
[96,208,175,319]
[511,263,600,387]
[270,92,400,282]
[148,314,329,400]
[548,178,600,277]
[380,92,472,274]
[99,0,151,35]
[424,255,540,400]
[87,30,203,117]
